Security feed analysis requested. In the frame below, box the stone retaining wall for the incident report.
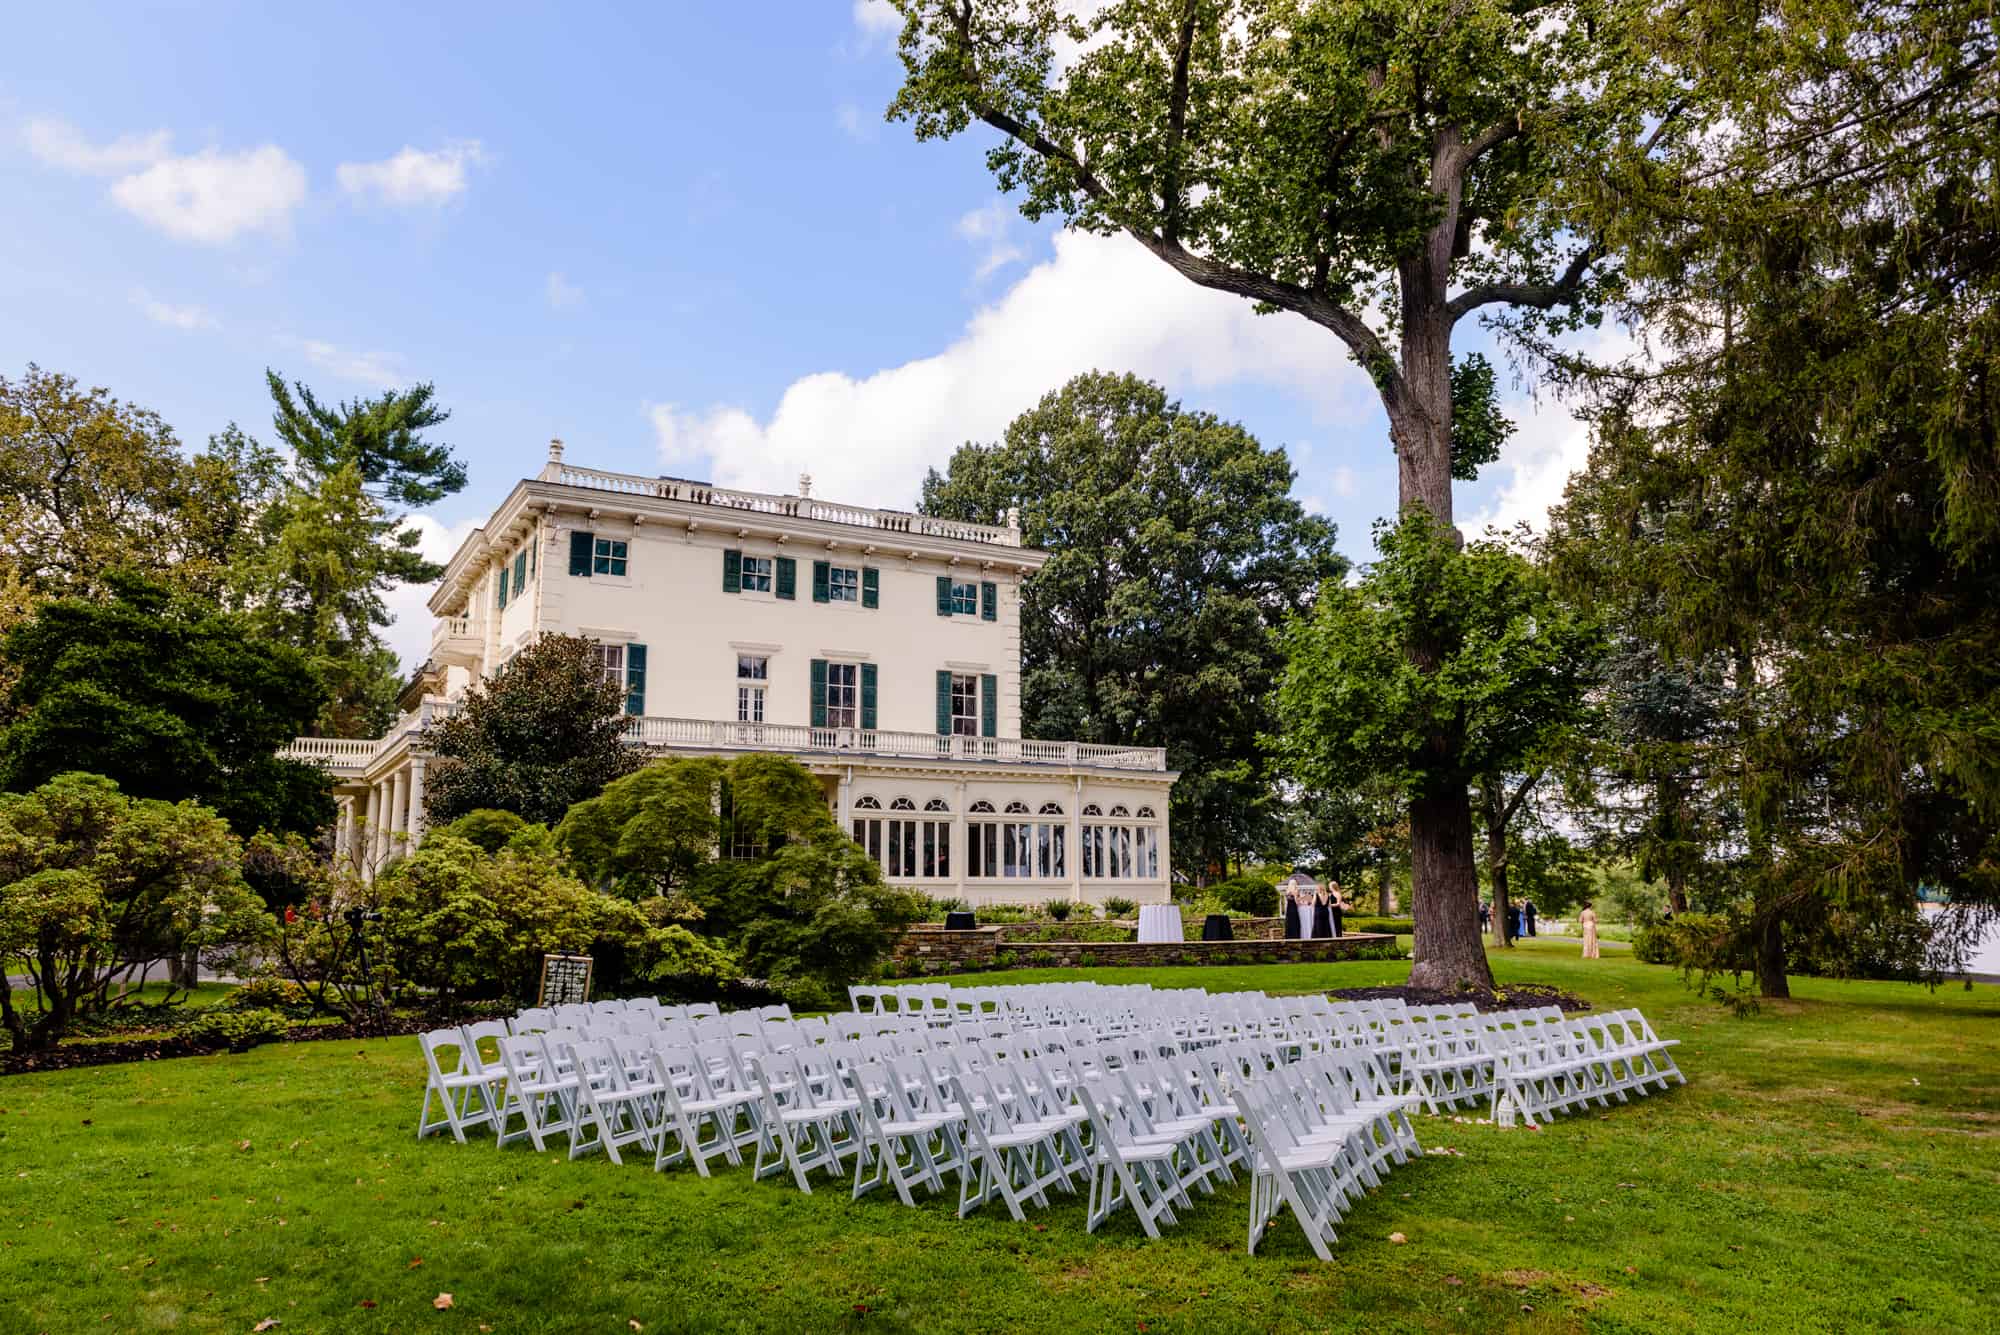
[891,924,1395,973]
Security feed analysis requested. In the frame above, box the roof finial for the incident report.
[798,471,813,498]
[549,436,565,464]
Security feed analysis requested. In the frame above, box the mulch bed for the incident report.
[2,1013,435,1077]
[1328,981,1592,1013]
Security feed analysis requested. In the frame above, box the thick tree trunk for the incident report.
[1754,901,1789,998]
[1482,778,1512,952]
[1376,864,1394,915]
[1406,787,1494,990]
[1666,873,1688,917]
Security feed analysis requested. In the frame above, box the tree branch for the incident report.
[1160,0,1198,243]
[1447,242,1600,321]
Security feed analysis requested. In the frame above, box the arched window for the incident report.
[1109,804,1130,817]
[1082,803,1102,817]
[1136,805,1156,819]
[969,800,996,813]
[924,798,951,812]
[889,797,916,811]
[1038,802,1064,815]
[854,795,881,810]
[1004,801,1030,814]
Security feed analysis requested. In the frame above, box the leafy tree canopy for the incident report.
[421,633,643,828]
[0,573,332,839]
[0,772,264,1050]
[920,371,1343,876]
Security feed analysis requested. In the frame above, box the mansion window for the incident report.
[597,643,625,689]
[736,654,767,723]
[1081,803,1161,880]
[950,580,979,615]
[593,537,628,577]
[825,661,858,729]
[966,799,1065,879]
[828,565,859,602]
[950,673,980,736]
[741,556,773,593]
[852,795,950,879]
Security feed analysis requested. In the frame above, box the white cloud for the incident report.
[108,145,307,243]
[1458,327,1641,539]
[1331,464,1358,498]
[298,339,405,390]
[381,514,483,671]
[546,270,584,310]
[132,290,216,331]
[25,116,306,243]
[648,229,1372,506]
[336,141,486,207]
[852,0,901,40]
[23,117,171,174]
[955,201,1025,280]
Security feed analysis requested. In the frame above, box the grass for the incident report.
[2,945,1997,1334]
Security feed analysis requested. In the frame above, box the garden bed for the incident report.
[1328,981,1591,1013]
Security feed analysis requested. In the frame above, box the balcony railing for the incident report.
[541,463,1023,548]
[282,704,1167,779]
[430,615,475,649]
[624,717,1166,770]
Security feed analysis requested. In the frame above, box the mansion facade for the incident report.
[283,442,1178,907]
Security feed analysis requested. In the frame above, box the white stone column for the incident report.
[335,799,353,874]
[366,783,384,881]
[1155,795,1172,904]
[406,759,427,849]
[388,768,408,861]
[1068,775,1085,905]
[952,778,968,900]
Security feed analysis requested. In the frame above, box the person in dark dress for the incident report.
[1508,904,1522,941]
[1329,881,1346,937]
[1524,901,1538,937]
[1479,901,1491,930]
[1311,889,1334,940]
[1282,886,1302,939]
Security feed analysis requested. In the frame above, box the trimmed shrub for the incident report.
[1043,899,1074,921]
[220,976,309,1015]
[1209,876,1280,917]
[182,1007,289,1052]
[1102,896,1138,918]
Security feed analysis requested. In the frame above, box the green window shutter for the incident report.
[569,530,592,577]
[775,556,796,600]
[497,565,508,609]
[809,658,828,727]
[722,548,741,593]
[529,538,537,578]
[936,575,952,616]
[625,644,647,716]
[981,674,998,738]
[861,567,879,609]
[936,670,952,734]
[980,581,998,621]
[513,550,527,592]
[860,663,877,731]
[812,560,830,603]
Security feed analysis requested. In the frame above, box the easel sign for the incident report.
[538,953,594,1007]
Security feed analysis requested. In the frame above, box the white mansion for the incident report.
[284,443,1177,907]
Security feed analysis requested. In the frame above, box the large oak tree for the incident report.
[886,0,1659,984]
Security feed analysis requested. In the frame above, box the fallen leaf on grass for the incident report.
[253,1322,281,1332]
[358,1300,376,1308]
[630,1322,644,1332]
[237,1141,252,1152]
[434,1293,454,1310]
[1445,1275,1463,1286]
[1389,1232,1407,1244]
[408,1257,423,1269]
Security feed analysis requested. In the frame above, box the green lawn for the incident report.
[3,945,1997,1334]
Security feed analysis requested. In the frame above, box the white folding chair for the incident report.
[417,1027,498,1143]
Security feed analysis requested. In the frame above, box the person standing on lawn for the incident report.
[1329,881,1347,938]
[1525,901,1539,937]
[1282,885,1303,939]
[1311,887,1334,940]
[1579,904,1601,960]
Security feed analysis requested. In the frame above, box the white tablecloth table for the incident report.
[1135,904,1185,943]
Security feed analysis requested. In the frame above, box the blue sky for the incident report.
[1,1,1597,669]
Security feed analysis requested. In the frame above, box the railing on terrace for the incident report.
[430,615,475,647]
[282,705,1166,777]
[624,717,1167,771]
[541,462,1023,549]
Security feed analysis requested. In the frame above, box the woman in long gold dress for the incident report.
[1579,903,1601,959]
